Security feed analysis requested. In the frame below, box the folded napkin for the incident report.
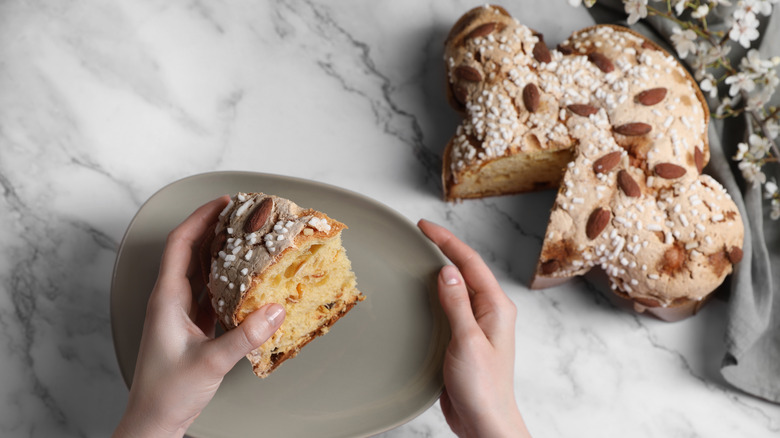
[586,1,780,404]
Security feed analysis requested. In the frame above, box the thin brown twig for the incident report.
[748,108,780,159]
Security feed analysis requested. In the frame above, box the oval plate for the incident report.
[110,171,450,438]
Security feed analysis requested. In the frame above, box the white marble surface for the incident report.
[0,0,778,437]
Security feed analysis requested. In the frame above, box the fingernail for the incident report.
[266,304,285,324]
[441,265,461,286]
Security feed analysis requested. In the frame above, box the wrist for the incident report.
[113,402,187,438]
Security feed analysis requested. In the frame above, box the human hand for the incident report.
[113,197,286,438]
[418,219,531,438]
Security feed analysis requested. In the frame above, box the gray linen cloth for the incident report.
[584,1,780,403]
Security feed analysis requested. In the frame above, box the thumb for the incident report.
[203,303,286,377]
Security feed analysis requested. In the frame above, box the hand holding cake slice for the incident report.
[204,192,364,378]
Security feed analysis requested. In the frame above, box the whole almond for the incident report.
[586,207,611,240]
[533,42,552,64]
[617,170,641,197]
[523,83,540,112]
[540,259,560,275]
[244,197,274,233]
[694,147,704,174]
[593,151,622,174]
[654,162,687,179]
[613,122,652,136]
[467,22,497,39]
[633,296,661,308]
[588,52,614,73]
[728,246,743,264]
[454,65,483,82]
[635,87,667,106]
[557,44,574,55]
[567,104,598,117]
[446,9,480,45]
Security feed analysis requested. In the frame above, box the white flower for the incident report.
[568,0,582,6]
[746,85,774,110]
[734,142,749,160]
[710,43,732,61]
[741,49,774,73]
[693,43,732,79]
[739,159,767,186]
[716,96,737,117]
[730,8,761,48]
[768,69,780,88]
[670,27,698,58]
[673,0,687,15]
[748,133,771,158]
[625,0,648,24]
[765,179,779,199]
[699,74,719,98]
[702,44,732,67]
[734,3,758,19]
[692,4,710,18]
[743,0,775,16]
[766,119,779,140]
[725,71,756,96]
[771,198,780,220]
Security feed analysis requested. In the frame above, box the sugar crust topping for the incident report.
[445,7,707,179]
[444,5,744,306]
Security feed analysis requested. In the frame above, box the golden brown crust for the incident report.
[608,287,712,322]
[443,6,743,321]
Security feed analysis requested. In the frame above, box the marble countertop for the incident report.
[1,0,778,436]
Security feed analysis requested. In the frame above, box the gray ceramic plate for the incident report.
[111,171,450,438]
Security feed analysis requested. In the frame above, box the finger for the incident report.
[420,219,516,347]
[200,303,286,377]
[159,196,230,282]
[438,265,481,339]
[156,196,230,305]
[418,219,504,301]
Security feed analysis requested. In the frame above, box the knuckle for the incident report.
[447,290,472,309]
[454,327,487,349]
[505,299,517,318]
[201,348,228,375]
[460,247,481,265]
[165,227,184,247]
[496,299,517,323]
